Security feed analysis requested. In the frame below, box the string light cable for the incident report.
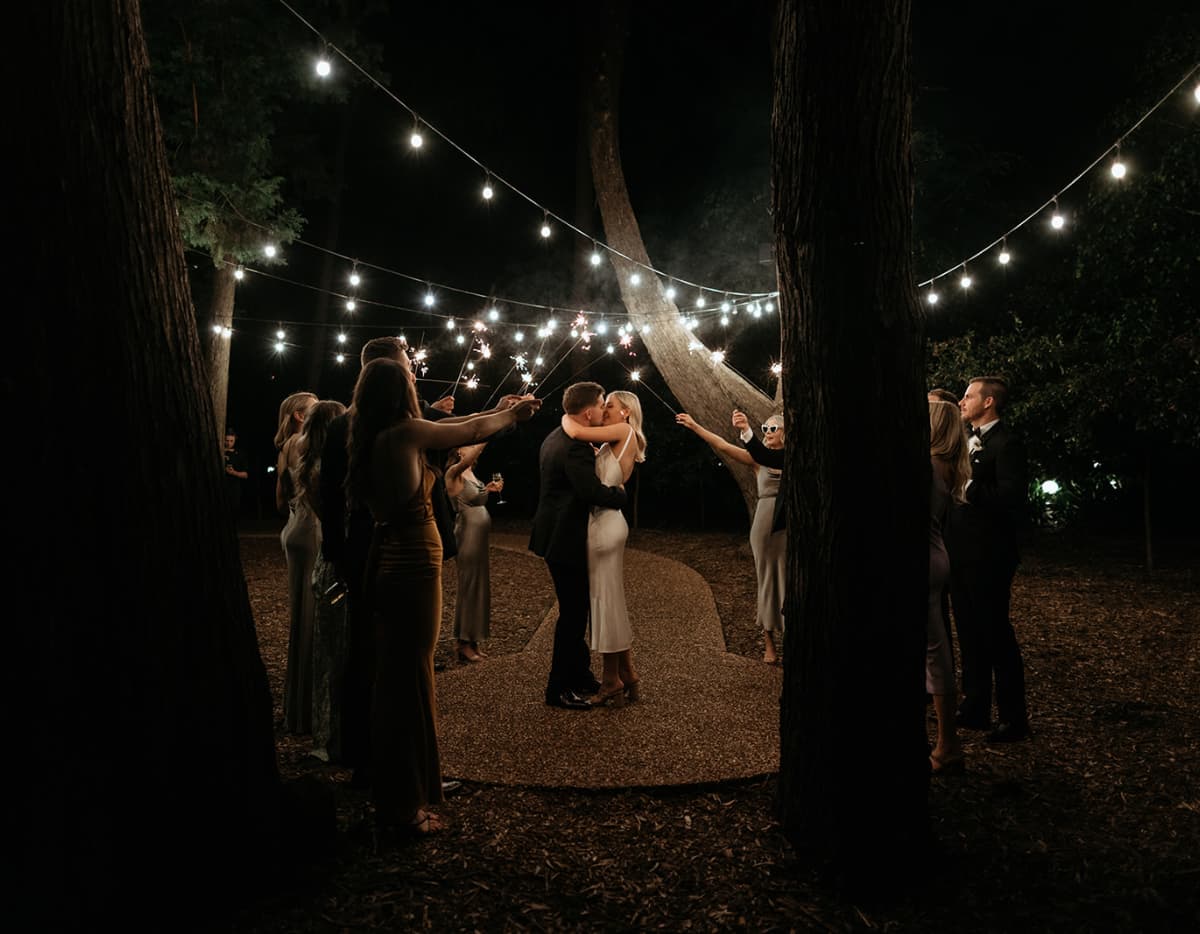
[917,62,1199,289]
[274,0,776,299]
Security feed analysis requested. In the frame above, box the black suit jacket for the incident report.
[319,402,459,569]
[529,427,627,569]
[743,435,786,533]
[944,420,1026,567]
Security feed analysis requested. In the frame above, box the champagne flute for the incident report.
[491,472,505,504]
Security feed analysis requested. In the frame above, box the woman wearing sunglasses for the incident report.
[675,411,787,664]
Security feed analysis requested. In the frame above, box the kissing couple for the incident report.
[529,381,648,709]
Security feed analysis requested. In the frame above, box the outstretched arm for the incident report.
[676,413,756,467]
[400,398,541,450]
[732,410,784,469]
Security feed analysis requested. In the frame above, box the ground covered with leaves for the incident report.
[232,522,1198,932]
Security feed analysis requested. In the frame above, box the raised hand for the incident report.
[498,394,528,410]
[511,397,542,422]
[731,410,750,432]
[675,413,698,431]
[430,395,455,414]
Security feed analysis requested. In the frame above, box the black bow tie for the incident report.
[968,425,982,438]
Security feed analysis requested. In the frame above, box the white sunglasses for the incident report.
[761,424,781,434]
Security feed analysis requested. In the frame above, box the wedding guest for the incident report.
[294,400,348,761]
[677,411,786,664]
[928,400,970,773]
[319,337,524,785]
[928,388,958,405]
[275,391,318,733]
[945,376,1030,743]
[223,429,249,522]
[445,444,503,664]
[346,357,539,835]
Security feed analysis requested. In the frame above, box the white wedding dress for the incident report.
[587,429,634,653]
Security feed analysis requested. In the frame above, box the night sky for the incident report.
[218,0,1194,481]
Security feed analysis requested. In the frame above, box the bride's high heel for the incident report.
[623,679,641,702]
[589,684,627,708]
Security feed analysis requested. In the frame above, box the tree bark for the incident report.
[206,258,237,438]
[772,0,930,884]
[586,0,772,516]
[1142,453,1154,574]
[14,1,310,923]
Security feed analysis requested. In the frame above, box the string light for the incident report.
[539,212,552,239]
[630,272,642,287]
[425,289,437,307]
[770,363,783,376]
[409,121,424,149]
[337,332,347,344]
[222,327,232,339]
[1194,82,1200,104]
[488,307,500,321]
[764,301,774,313]
[336,353,345,363]
[595,321,608,335]
[695,293,706,309]
[711,350,725,364]
[445,318,455,329]
[664,281,677,301]
[960,267,973,290]
[482,175,494,201]
[630,370,641,381]
[263,244,277,258]
[720,315,730,327]
[274,341,285,353]
[606,345,615,354]
[927,290,940,306]
[233,266,245,281]
[456,334,465,345]
[315,52,331,78]
[212,323,222,334]
[514,331,525,342]
[276,328,286,340]
[998,239,1011,265]
[590,243,602,266]
[345,298,356,311]
[535,356,544,366]
[1050,197,1066,230]
[349,267,361,287]
[1110,146,1127,180]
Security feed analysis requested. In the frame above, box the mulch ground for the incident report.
[231,521,1199,932]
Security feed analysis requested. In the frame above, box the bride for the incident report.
[560,390,647,706]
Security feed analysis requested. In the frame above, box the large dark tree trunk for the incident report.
[14,1,313,924]
[586,0,771,516]
[772,0,930,883]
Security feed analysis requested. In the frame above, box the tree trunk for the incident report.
[586,0,770,517]
[305,101,354,393]
[207,258,237,438]
[15,1,315,923]
[1142,453,1154,574]
[772,0,930,885]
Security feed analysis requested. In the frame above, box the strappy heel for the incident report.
[589,684,627,708]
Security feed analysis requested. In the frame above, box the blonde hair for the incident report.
[607,391,647,463]
[929,400,970,504]
[274,391,316,450]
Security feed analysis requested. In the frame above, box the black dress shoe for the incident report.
[546,690,592,710]
[987,721,1030,743]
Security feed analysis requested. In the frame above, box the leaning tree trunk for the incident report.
[773,0,930,884]
[14,1,315,924]
[207,257,237,438]
[587,0,771,515]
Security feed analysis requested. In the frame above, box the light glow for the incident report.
[315,57,332,78]
[345,298,356,311]
[233,267,245,281]
[1041,479,1061,496]
[927,291,940,306]
[630,273,642,287]
[337,332,347,344]
[349,271,361,287]
[263,245,277,258]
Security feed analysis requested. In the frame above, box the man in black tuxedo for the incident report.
[529,381,628,709]
[945,376,1030,743]
[320,337,522,779]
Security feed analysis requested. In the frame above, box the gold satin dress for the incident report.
[366,466,444,821]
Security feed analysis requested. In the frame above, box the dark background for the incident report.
[205,0,1193,529]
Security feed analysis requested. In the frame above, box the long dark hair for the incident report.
[346,358,422,510]
[296,400,346,513]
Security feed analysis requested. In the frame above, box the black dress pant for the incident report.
[544,560,597,702]
[950,560,1027,725]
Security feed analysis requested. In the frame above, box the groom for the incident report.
[530,382,628,709]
